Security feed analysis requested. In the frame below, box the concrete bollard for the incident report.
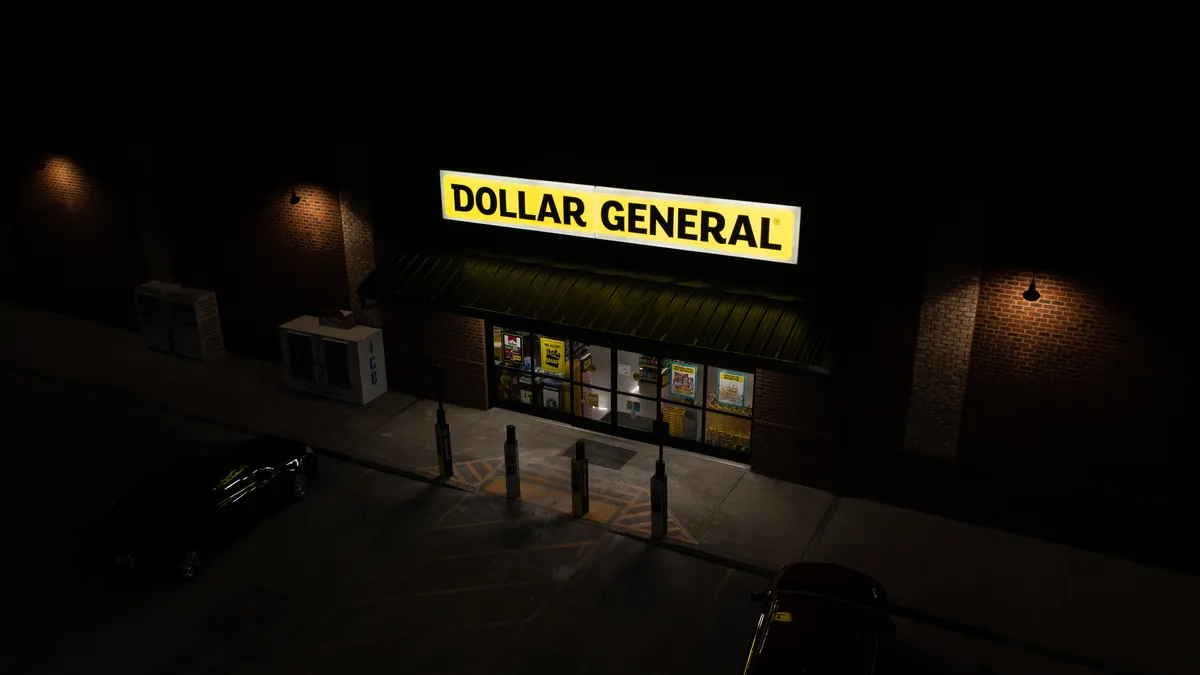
[570,439,589,517]
[650,420,668,539]
[504,424,520,499]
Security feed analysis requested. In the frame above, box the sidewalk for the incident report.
[2,300,1195,675]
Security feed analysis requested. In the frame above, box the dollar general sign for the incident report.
[440,170,801,265]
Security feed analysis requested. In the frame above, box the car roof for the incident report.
[776,562,887,607]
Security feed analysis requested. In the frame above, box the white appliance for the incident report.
[133,281,181,353]
[279,315,387,405]
[167,287,225,360]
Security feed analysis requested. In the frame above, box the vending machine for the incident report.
[279,315,387,405]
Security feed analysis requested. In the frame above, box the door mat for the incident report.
[560,439,638,471]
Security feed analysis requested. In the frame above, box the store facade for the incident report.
[362,160,849,484]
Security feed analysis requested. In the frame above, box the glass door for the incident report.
[570,341,614,433]
[531,332,574,423]
[616,349,659,434]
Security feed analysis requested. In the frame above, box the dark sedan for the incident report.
[743,562,895,674]
[77,436,317,582]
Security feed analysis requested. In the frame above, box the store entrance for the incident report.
[486,323,756,463]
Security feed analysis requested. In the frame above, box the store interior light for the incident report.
[1022,276,1041,302]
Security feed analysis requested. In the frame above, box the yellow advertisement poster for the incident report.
[669,362,697,400]
[440,170,801,265]
[540,337,568,376]
[717,369,746,408]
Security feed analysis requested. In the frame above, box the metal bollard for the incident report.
[504,424,520,499]
[435,407,454,480]
[650,420,668,539]
[434,365,453,479]
[570,439,589,517]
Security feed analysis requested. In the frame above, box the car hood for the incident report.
[754,594,877,673]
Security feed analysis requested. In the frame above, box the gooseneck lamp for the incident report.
[289,186,301,205]
[1022,275,1041,302]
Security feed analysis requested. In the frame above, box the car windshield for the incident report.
[123,456,238,505]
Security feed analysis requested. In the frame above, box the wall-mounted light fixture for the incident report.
[38,162,47,171]
[289,186,301,206]
[1022,275,1041,302]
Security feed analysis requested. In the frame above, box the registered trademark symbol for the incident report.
[774,218,780,226]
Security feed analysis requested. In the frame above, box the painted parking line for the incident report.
[417,540,599,564]
[409,579,563,598]
[311,619,520,652]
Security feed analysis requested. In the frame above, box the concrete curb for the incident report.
[308,447,476,495]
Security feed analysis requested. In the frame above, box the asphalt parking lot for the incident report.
[1,367,1102,675]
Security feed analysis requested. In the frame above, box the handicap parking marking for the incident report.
[416,457,505,487]
[611,497,698,544]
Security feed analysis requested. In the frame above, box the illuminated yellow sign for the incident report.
[540,337,568,376]
[772,611,793,622]
[441,170,801,264]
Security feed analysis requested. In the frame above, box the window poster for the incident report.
[670,362,697,401]
[502,332,523,366]
[540,337,568,376]
[717,369,746,408]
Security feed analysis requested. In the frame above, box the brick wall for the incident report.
[337,140,375,311]
[904,263,981,458]
[751,368,838,489]
[5,151,147,329]
[380,302,488,409]
[164,132,351,362]
[960,267,1180,497]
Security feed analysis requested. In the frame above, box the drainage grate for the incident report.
[560,439,638,470]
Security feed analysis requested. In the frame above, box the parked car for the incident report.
[76,436,317,582]
[742,562,895,674]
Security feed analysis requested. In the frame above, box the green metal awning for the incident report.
[359,250,835,374]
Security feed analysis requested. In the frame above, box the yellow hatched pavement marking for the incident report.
[482,476,553,503]
[611,499,698,544]
[417,458,503,487]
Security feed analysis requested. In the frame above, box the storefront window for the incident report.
[705,366,754,418]
[617,350,658,398]
[662,359,702,405]
[533,333,571,379]
[662,401,703,442]
[535,376,566,412]
[705,411,752,453]
[617,393,657,433]
[493,327,531,370]
[572,343,611,387]
[495,368,534,406]
[488,325,756,458]
[580,386,611,423]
